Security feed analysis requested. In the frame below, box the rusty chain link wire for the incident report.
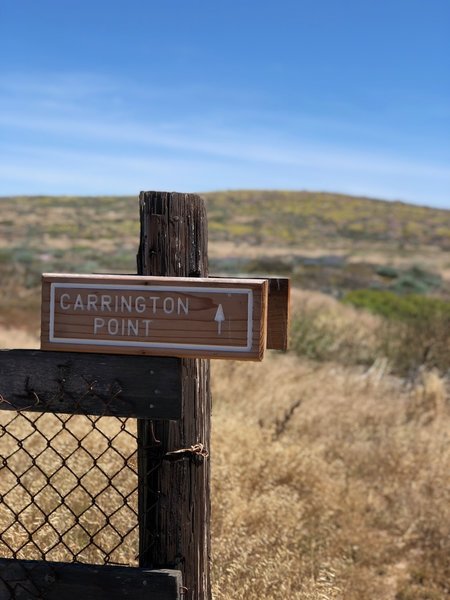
[0,383,140,598]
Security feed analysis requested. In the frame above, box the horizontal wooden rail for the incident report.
[0,350,181,419]
[0,558,182,600]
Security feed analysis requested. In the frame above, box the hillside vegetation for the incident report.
[207,190,450,248]
[1,191,449,331]
[0,191,449,599]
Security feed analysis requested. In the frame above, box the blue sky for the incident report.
[1,1,449,208]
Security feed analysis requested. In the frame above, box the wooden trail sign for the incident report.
[41,273,268,360]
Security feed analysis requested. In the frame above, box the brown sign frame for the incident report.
[41,274,268,360]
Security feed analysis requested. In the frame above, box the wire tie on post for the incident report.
[164,443,209,460]
[20,391,42,410]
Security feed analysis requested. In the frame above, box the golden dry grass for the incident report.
[1,292,450,598]
[211,354,450,599]
[0,327,38,350]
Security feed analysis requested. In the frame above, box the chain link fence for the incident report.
[0,397,139,572]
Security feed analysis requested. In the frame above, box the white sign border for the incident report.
[49,283,254,353]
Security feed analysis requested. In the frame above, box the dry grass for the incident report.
[1,291,449,599]
[289,289,382,366]
[0,327,39,350]
[211,354,450,600]
[1,302,449,598]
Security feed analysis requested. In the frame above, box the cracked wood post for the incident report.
[136,191,211,600]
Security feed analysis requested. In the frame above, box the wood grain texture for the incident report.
[40,274,267,360]
[0,350,181,419]
[213,276,290,351]
[267,277,290,351]
[137,191,211,600]
[0,558,182,600]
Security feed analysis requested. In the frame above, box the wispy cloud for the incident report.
[2,110,448,180]
[1,73,449,207]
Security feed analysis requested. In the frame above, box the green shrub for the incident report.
[343,289,450,321]
[390,266,442,295]
[375,265,399,279]
[343,290,450,374]
[0,248,13,263]
[290,309,339,362]
[290,290,450,376]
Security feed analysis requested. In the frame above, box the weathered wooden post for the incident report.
[136,191,211,600]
